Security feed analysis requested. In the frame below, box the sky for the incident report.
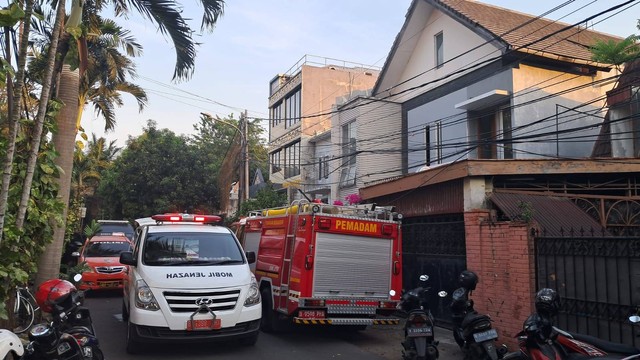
[80,0,640,147]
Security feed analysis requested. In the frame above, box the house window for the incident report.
[425,122,443,165]
[318,156,329,180]
[501,107,513,159]
[270,150,281,173]
[285,88,301,128]
[435,32,444,68]
[284,141,300,178]
[270,101,283,127]
[340,122,357,187]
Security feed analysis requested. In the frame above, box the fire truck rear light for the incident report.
[379,301,398,309]
[382,224,393,235]
[305,255,314,270]
[318,218,331,230]
[393,261,400,275]
[302,299,325,307]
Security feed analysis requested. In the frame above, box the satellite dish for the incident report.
[416,165,430,173]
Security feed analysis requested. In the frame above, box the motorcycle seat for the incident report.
[461,311,491,329]
[568,332,640,355]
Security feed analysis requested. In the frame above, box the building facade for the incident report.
[267,55,380,202]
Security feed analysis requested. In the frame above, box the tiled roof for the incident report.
[437,0,623,63]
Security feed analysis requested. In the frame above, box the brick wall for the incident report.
[463,210,536,349]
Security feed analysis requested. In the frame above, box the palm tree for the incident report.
[34,0,225,285]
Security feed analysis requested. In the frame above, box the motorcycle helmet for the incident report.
[0,329,24,357]
[534,288,561,317]
[458,270,479,291]
[35,279,77,313]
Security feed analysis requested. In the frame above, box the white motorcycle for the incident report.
[0,329,24,360]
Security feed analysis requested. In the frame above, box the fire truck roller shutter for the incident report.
[312,232,392,298]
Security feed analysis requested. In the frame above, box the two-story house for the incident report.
[349,0,639,348]
[267,55,379,202]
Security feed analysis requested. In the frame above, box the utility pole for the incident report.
[242,110,250,202]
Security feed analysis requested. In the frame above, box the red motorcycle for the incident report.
[505,289,640,360]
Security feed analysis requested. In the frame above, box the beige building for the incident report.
[268,55,380,202]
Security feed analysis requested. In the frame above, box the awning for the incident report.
[455,89,509,110]
[489,192,610,237]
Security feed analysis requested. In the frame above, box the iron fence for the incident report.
[535,233,640,347]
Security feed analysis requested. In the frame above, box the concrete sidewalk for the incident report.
[347,321,464,360]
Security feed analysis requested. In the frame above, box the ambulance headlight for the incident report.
[244,276,260,307]
[135,279,159,311]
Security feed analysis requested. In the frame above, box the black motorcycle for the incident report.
[398,274,440,360]
[448,270,507,360]
[24,274,103,360]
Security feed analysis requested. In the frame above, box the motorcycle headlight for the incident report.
[244,276,260,307]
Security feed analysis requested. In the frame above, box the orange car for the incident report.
[74,235,132,291]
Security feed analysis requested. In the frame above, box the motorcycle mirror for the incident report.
[389,290,396,296]
[630,315,640,323]
[438,291,448,297]
[419,275,429,282]
[73,274,82,282]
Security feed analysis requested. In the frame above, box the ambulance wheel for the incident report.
[126,321,143,354]
[260,288,277,333]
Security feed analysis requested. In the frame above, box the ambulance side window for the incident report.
[132,226,146,260]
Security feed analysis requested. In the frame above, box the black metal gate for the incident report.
[402,214,467,324]
[535,235,640,347]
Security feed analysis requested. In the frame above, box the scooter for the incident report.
[398,274,440,360]
[504,289,640,360]
[448,270,508,360]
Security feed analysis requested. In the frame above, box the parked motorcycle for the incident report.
[448,270,508,360]
[504,288,640,360]
[398,274,440,360]
[26,275,103,360]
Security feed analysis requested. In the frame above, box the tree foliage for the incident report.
[229,186,287,224]
[0,108,63,319]
[591,35,640,69]
[97,121,220,219]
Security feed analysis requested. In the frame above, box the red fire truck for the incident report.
[242,200,403,332]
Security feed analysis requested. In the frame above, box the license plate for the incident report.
[473,328,498,342]
[407,326,433,337]
[299,310,326,319]
[186,318,221,331]
[99,281,120,287]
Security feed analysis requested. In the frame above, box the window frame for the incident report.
[339,121,357,188]
[435,32,444,68]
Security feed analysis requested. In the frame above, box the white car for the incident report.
[119,213,261,354]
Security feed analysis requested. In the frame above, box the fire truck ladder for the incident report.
[278,199,308,312]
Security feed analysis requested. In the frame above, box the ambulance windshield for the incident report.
[143,232,244,266]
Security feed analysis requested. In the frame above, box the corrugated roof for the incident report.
[489,192,610,237]
[437,0,622,63]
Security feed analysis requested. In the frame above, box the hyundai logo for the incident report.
[195,298,213,306]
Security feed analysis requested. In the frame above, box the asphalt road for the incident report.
[85,290,465,359]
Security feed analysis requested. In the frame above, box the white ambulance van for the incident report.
[119,213,261,354]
